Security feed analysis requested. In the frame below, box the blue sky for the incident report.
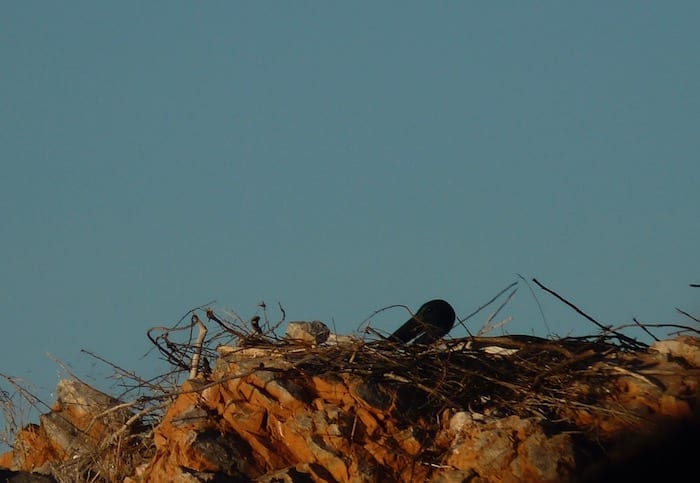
[2,2,698,432]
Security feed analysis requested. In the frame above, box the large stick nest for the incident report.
[146,283,698,437]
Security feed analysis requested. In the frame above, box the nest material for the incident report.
[147,300,698,441]
[258,335,636,426]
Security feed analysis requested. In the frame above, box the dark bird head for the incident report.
[390,299,456,345]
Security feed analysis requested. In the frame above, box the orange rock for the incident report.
[2,423,62,473]
[657,394,692,418]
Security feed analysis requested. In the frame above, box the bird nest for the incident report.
[143,279,699,447]
[146,301,697,442]
[248,334,651,433]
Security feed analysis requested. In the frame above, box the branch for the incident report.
[532,278,645,349]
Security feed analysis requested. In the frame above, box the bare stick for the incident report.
[676,307,700,324]
[532,278,608,332]
[615,322,699,334]
[532,278,644,348]
[206,308,241,334]
[81,349,162,392]
[517,274,551,334]
[477,288,518,336]
[459,280,518,324]
[632,317,659,342]
[189,315,208,380]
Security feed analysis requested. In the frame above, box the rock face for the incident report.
[1,335,698,482]
[0,379,146,482]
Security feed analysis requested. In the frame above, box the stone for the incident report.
[650,336,700,367]
[285,321,331,344]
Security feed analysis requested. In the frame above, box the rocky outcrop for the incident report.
[1,334,698,482]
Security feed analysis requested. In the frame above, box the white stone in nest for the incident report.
[326,333,360,346]
[650,336,700,367]
[449,411,484,432]
[285,321,331,344]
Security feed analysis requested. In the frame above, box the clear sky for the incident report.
[1,2,698,434]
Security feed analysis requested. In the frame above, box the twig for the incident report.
[632,318,659,342]
[676,307,700,325]
[46,353,93,387]
[532,279,608,331]
[614,322,700,336]
[80,349,162,392]
[517,274,551,335]
[205,308,239,334]
[532,278,645,349]
[459,280,518,324]
[0,373,53,414]
[358,304,411,331]
[478,316,513,336]
[477,287,517,336]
